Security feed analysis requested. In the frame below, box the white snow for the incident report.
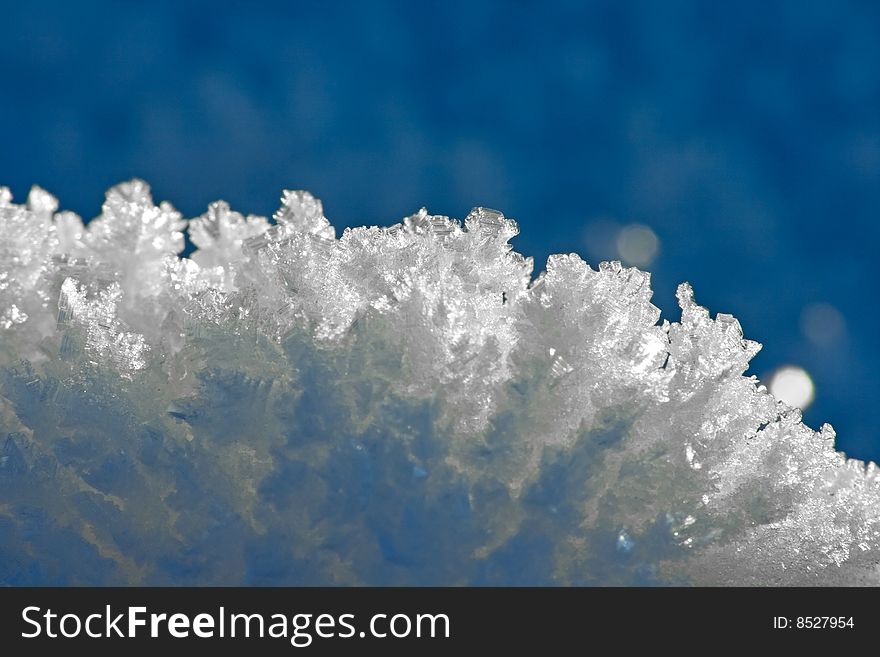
[0,180,877,585]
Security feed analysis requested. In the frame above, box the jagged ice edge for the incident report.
[0,179,878,585]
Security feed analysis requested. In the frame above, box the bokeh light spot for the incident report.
[769,365,815,410]
[616,224,659,267]
[801,302,845,346]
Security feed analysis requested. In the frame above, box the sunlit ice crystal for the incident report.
[0,180,878,586]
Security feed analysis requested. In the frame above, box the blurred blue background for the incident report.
[1,0,877,460]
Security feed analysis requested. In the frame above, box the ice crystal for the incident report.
[0,180,877,585]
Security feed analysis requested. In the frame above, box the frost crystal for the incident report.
[0,180,877,585]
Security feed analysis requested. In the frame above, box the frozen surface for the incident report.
[0,181,878,585]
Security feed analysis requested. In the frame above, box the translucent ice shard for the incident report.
[0,181,877,585]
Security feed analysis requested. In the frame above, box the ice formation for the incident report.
[1,180,878,585]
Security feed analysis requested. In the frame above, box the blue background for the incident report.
[1,0,878,460]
